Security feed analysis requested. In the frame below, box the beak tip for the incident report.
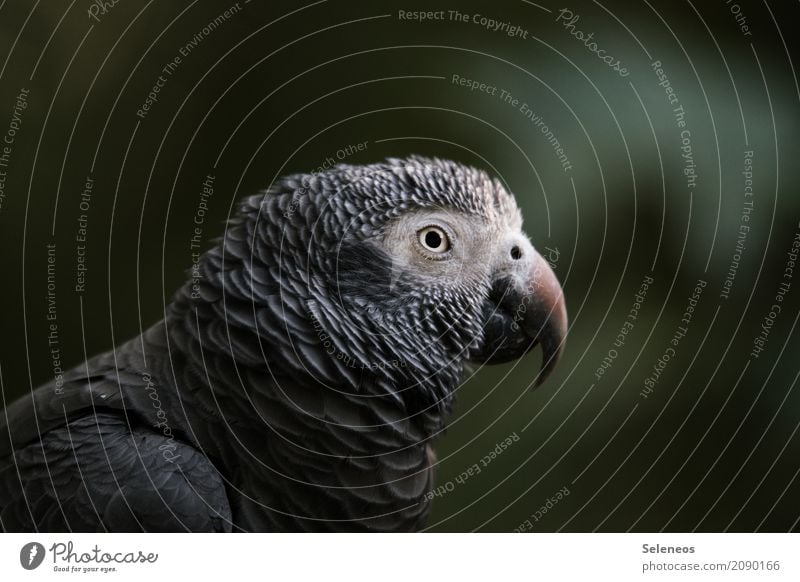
[534,343,563,388]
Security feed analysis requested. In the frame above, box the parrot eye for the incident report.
[418,226,451,254]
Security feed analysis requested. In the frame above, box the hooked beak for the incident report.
[470,248,568,387]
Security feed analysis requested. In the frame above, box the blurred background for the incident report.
[0,0,798,531]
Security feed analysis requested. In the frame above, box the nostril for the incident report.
[510,245,522,260]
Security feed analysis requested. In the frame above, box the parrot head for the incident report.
[249,156,567,408]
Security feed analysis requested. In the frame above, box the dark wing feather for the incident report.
[0,413,232,532]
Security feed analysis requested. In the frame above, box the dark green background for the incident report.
[0,0,798,531]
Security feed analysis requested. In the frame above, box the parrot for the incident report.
[0,156,567,532]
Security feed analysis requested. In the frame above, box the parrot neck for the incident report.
[156,305,446,530]
[163,270,462,440]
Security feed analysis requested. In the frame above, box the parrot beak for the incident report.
[470,248,568,387]
[520,250,568,386]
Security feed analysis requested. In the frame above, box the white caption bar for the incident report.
[0,533,796,581]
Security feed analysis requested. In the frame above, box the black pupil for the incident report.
[425,230,442,249]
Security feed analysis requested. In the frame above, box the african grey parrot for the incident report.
[0,156,567,532]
